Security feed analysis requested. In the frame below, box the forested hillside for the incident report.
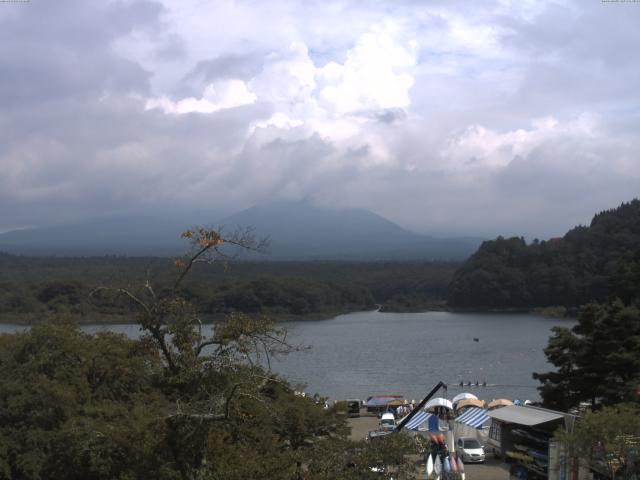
[448,199,640,309]
[0,254,456,323]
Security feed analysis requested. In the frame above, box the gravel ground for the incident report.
[347,412,380,441]
[462,455,510,480]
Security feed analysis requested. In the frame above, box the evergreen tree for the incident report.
[533,300,640,410]
[448,199,640,309]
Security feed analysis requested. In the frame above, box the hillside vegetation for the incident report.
[448,199,640,309]
[0,227,419,479]
[0,255,456,323]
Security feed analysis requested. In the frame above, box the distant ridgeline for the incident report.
[448,199,640,309]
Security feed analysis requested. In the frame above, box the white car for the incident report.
[456,437,486,463]
[379,412,396,431]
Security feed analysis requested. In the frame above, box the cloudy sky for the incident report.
[1,0,639,237]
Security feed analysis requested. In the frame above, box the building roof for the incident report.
[486,405,564,426]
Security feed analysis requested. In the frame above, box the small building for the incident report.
[486,405,588,480]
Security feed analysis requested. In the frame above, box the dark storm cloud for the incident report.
[0,94,272,228]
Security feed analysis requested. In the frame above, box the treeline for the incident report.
[448,199,640,309]
[0,254,457,323]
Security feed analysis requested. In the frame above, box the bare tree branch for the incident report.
[90,286,151,315]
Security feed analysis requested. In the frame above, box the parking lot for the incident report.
[460,456,509,480]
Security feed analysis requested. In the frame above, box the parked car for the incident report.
[347,399,361,417]
[379,412,396,431]
[456,437,486,463]
[367,430,392,440]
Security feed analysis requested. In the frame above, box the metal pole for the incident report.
[394,381,446,433]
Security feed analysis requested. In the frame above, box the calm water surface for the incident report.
[0,311,573,403]
[272,310,573,403]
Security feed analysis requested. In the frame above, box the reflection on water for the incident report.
[0,311,573,402]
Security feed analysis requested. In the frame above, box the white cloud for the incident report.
[250,42,317,103]
[317,29,416,115]
[147,25,417,140]
[253,112,304,130]
[441,113,600,171]
[145,78,256,114]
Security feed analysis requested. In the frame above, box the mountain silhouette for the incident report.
[218,201,481,260]
[0,201,481,259]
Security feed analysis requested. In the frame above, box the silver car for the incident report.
[456,437,486,463]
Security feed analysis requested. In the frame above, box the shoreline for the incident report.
[0,306,375,326]
[0,304,576,326]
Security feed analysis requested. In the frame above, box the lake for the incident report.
[0,310,571,403]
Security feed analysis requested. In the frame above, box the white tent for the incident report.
[452,392,477,406]
[425,397,453,411]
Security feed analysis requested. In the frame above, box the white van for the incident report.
[379,412,396,431]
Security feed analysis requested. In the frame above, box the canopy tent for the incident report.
[365,396,404,408]
[455,407,490,429]
[401,411,439,431]
[453,414,489,447]
[452,392,477,405]
[425,397,453,411]
[487,399,513,410]
[456,398,486,411]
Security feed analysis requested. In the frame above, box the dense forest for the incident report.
[0,253,456,324]
[0,228,420,479]
[448,199,640,310]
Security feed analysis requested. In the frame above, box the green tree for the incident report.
[448,199,640,309]
[534,301,640,410]
[556,404,640,479]
[0,318,167,479]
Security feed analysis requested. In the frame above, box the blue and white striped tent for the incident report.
[402,411,438,431]
[455,407,489,429]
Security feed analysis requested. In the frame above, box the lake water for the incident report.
[0,310,572,403]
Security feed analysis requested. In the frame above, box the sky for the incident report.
[1,0,639,238]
